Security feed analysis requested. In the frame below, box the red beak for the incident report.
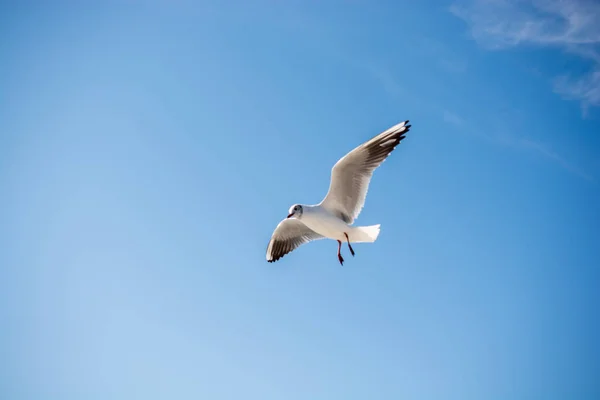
[287,213,293,218]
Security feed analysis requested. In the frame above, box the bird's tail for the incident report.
[351,224,381,243]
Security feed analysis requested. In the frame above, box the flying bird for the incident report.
[266,120,412,265]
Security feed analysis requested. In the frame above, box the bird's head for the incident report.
[287,204,303,219]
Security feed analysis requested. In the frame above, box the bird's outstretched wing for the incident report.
[266,218,325,262]
[319,120,411,224]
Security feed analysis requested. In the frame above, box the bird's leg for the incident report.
[344,232,355,256]
[337,240,344,265]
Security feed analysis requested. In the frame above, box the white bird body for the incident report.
[296,205,380,243]
[265,119,412,265]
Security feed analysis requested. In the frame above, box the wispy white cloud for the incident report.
[501,135,594,181]
[366,62,593,181]
[443,110,464,126]
[469,123,595,181]
[554,68,600,116]
[451,0,600,111]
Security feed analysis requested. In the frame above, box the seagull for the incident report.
[266,120,412,265]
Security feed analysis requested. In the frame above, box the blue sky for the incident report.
[1,1,599,399]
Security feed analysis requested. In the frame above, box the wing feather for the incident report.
[266,218,324,262]
[319,120,411,224]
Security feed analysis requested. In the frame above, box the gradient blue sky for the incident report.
[1,1,599,399]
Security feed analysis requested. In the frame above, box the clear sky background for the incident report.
[1,1,599,399]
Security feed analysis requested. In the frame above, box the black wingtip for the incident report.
[267,255,284,263]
